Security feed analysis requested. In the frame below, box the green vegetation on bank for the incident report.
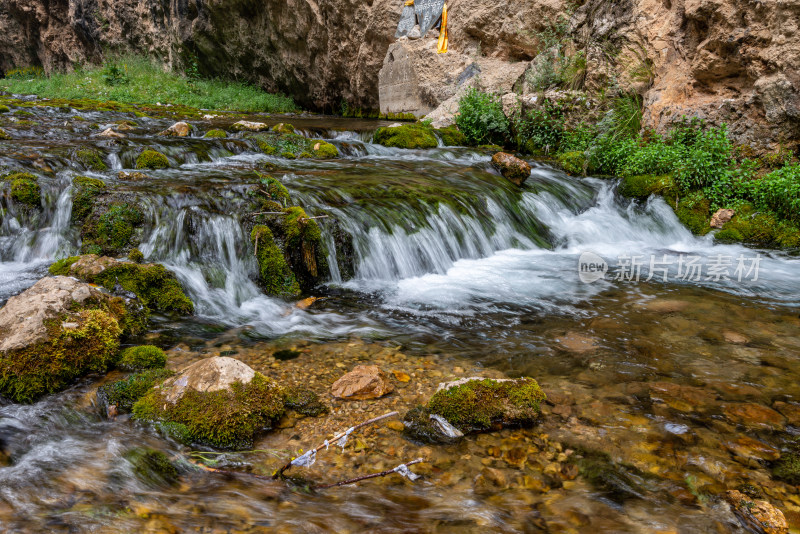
[456,86,800,248]
[1,56,296,113]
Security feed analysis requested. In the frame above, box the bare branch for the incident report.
[314,458,424,489]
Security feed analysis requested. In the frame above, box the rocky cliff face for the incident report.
[0,0,797,148]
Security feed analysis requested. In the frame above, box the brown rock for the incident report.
[491,152,531,186]
[710,208,736,229]
[97,128,125,139]
[725,490,788,534]
[392,370,411,383]
[158,357,257,404]
[556,332,599,353]
[649,382,718,413]
[724,436,781,463]
[331,365,394,400]
[473,467,508,495]
[158,121,192,137]
[641,299,690,314]
[773,401,800,427]
[118,171,149,181]
[723,403,786,431]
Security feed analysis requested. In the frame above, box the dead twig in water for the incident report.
[314,458,424,489]
[273,411,400,479]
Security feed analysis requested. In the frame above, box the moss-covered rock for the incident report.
[71,176,106,223]
[0,276,131,403]
[405,378,545,440]
[254,173,291,207]
[556,151,588,176]
[618,174,677,199]
[252,132,339,159]
[274,206,328,291]
[251,225,301,297]
[436,126,466,147]
[673,191,712,236]
[118,345,167,371]
[132,357,286,449]
[0,104,9,113]
[97,368,174,413]
[124,447,179,487]
[50,255,194,316]
[80,202,144,256]
[272,123,295,134]
[373,123,438,149]
[75,147,108,171]
[203,129,227,138]
[128,248,144,263]
[0,127,10,140]
[3,172,40,207]
[714,203,800,248]
[285,386,328,417]
[135,150,170,170]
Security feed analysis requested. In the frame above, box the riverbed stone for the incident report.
[711,208,736,229]
[723,402,786,431]
[491,152,531,186]
[331,365,394,400]
[724,436,781,463]
[132,357,285,449]
[158,121,192,137]
[232,120,270,132]
[725,490,788,534]
[773,402,800,427]
[98,127,126,138]
[0,276,130,403]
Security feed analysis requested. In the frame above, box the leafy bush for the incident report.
[620,139,678,178]
[610,94,643,139]
[750,164,800,223]
[509,100,563,153]
[587,135,637,176]
[673,125,733,190]
[101,61,130,86]
[456,87,509,146]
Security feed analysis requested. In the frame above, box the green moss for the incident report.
[14,110,33,117]
[118,345,167,371]
[94,263,194,315]
[285,387,328,417]
[48,256,80,275]
[75,148,108,171]
[403,405,463,444]
[673,191,712,235]
[255,174,290,206]
[132,373,286,449]
[203,129,227,138]
[373,123,438,149]
[135,150,169,170]
[81,203,143,255]
[3,173,40,207]
[436,126,466,147]
[556,151,588,176]
[272,123,295,134]
[773,450,800,485]
[0,308,123,403]
[124,447,179,487]
[250,225,300,297]
[310,140,339,159]
[426,378,546,433]
[619,174,677,199]
[71,176,106,223]
[479,144,505,153]
[0,128,9,140]
[715,204,800,248]
[0,104,9,113]
[281,151,296,159]
[128,248,144,263]
[97,368,174,412]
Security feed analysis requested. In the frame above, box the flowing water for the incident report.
[1,100,800,532]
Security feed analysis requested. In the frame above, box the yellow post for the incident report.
[437,3,448,54]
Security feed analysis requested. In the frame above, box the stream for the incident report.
[1,99,800,532]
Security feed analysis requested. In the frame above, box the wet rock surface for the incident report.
[491,152,531,186]
[331,364,394,400]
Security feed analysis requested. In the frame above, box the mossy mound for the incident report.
[132,372,286,449]
[285,386,328,417]
[135,150,170,170]
[373,123,438,149]
[71,176,106,223]
[436,126,466,147]
[0,307,125,403]
[272,123,295,134]
[80,202,144,256]
[251,225,300,297]
[128,248,144,263]
[97,368,174,412]
[254,173,290,207]
[618,174,677,199]
[3,172,40,207]
[0,104,9,113]
[118,345,167,371]
[556,151,588,176]
[94,263,194,315]
[124,447,179,487]
[203,129,227,138]
[672,191,712,236]
[0,128,10,140]
[48,256,80,275]
[252,132,339,159]
[272,206,328,291]
[75,147,108,171]
[715,204,800,248]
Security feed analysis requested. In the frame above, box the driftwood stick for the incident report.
[314,458,424,489]
[249,211,286,216]
[274,411,400,479]
[299,216,329,222]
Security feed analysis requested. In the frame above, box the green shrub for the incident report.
[509,100,563,153]
[587,135,637,176]
[456,87,509,146]
[97,369,174,412]
[620,139,679,178]
[750,164,800,224]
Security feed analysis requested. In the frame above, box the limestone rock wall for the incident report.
[0,0,797,148]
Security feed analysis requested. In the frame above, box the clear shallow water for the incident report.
[1,101,800,532]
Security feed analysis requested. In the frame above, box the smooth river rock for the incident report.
[331,364,394,400]
[159,356,256,404]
